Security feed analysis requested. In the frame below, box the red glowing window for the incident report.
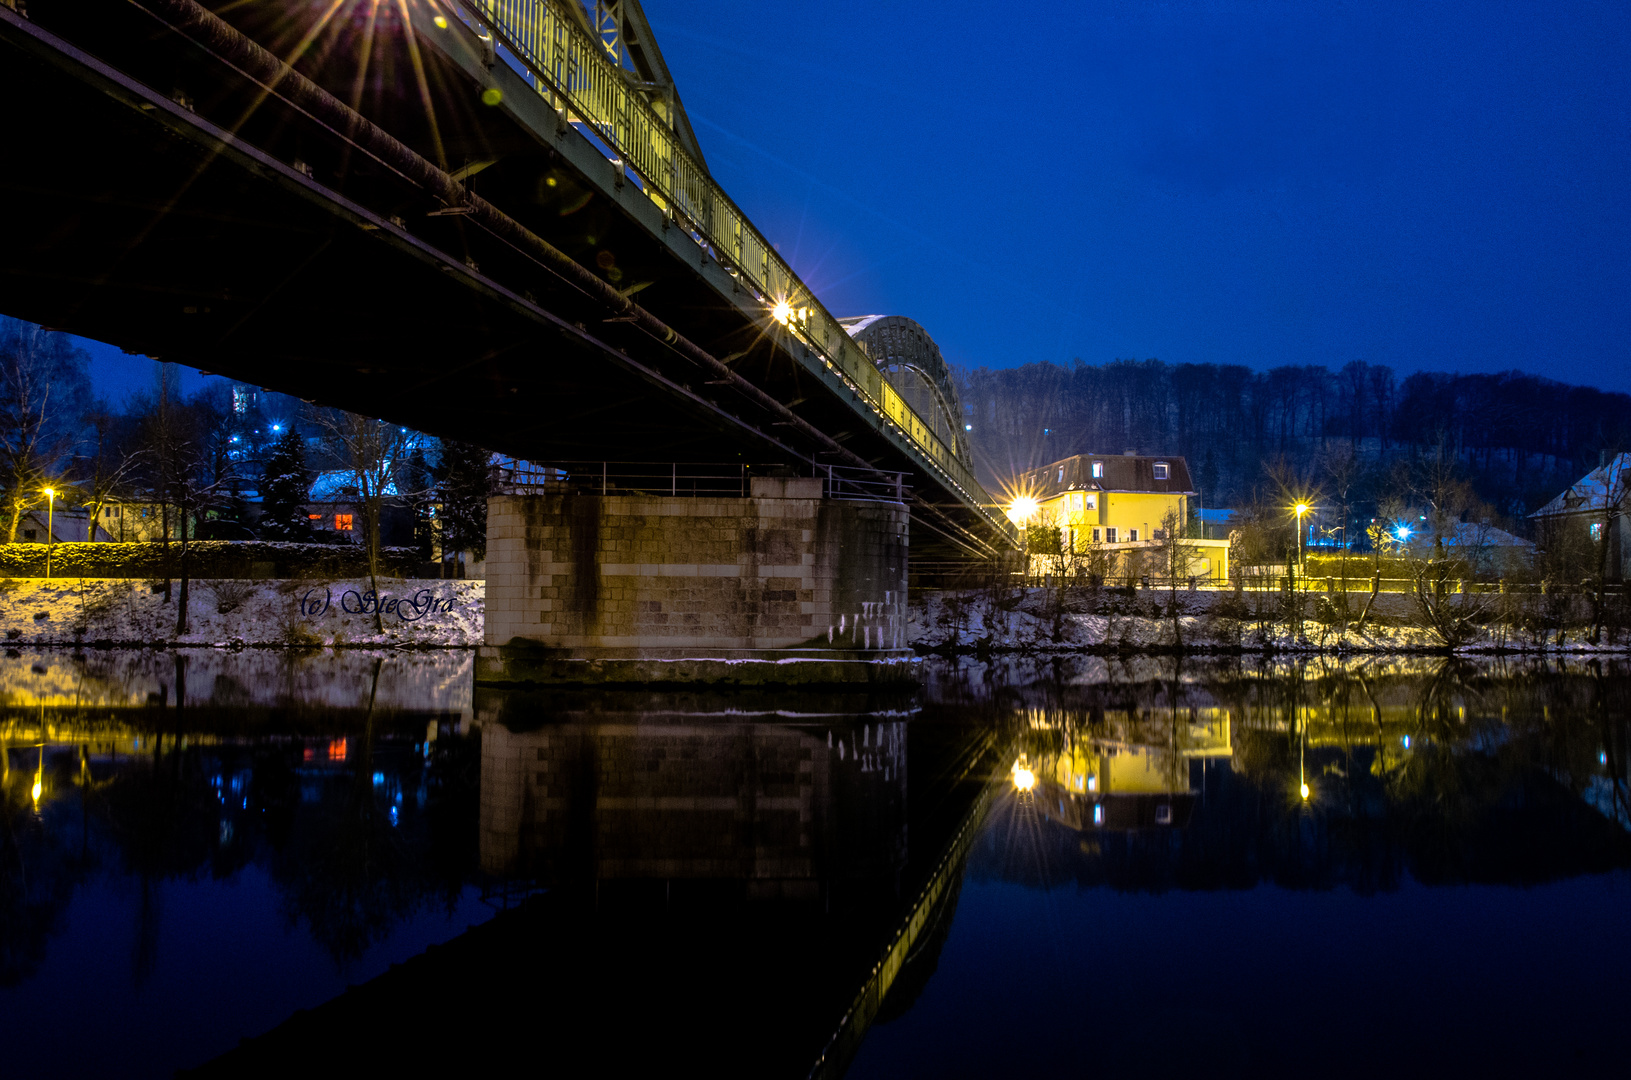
[308,513,321,520]
[301,737,348,763]
[335,514,354,531]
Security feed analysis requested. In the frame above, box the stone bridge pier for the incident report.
[476,478,914,685]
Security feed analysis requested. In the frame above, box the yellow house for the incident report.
[1014,452,1230,581]
[1019,452,1193,545]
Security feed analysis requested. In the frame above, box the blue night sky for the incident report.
[78,0,1631,399]
[644,0,1631,392]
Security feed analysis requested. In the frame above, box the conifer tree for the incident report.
[259,427,311,540]
[437,440,495,562]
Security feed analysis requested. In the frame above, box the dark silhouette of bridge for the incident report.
[0,0,1014,558]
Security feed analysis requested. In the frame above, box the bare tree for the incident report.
[1589,452,1630,644]
[1157,508,1196,647]
[76,400,144,540]
[0,320,89,542]
[1395,446,1498,646]
[313,409,421,631]
[1321,440,1363,632]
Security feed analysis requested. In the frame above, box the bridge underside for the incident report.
[0,0,1010,558]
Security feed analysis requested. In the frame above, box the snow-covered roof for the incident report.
[1438,521,1533,550]
[308,469,402,502]
[835,314,888,338]
[1531,452,1631,518]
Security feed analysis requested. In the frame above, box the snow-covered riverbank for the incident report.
[909,586,1631,654]
[6,578,1623,656]
[1,577,483,648]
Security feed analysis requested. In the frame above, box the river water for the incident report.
[2,649,1628,1076]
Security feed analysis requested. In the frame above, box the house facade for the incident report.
[1016,452,1230,581]
[1530,452,1631,580]
[1019,452,1197,546]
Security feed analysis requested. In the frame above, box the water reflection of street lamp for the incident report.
[1011,756,1036,792]
[43,487,56,578]
[31,744,44,806]
[1298,711,1310,801]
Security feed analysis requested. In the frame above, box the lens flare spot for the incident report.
[1011,757,1036,792]
[433,15,449,29]
[481,87,503,106]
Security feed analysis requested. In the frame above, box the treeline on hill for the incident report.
[960,359,1631,526]
[0,317,499,583]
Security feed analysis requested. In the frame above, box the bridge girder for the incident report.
[0,0,1015,557]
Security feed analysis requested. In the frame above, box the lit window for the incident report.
[1092,461,1103,478]
[1153,462,1169,480]
[1590,522,1603,540]
[1106,527,1118,543]
[335,513,354,531]
[1084,494,1097,511]
[1057,467,1065,482]
[308,513,321,520]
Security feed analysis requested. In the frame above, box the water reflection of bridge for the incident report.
[190,690,1008,1077]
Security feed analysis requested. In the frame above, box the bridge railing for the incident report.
[493,459,908,504]
[455,1,1002,530]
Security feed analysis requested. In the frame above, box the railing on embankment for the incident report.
[455,1,1000,528]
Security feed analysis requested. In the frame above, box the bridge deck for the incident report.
[0,0,1015,557]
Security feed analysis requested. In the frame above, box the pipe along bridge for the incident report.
[0,0,1015,565]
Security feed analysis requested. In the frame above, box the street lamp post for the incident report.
[1294,502,1310,572]
[43,487,56,579]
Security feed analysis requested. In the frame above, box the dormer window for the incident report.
[1092,461,1104,479]
[1057,467,1065,482]
[1153,462,1169,480]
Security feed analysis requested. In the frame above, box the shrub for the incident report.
[0,541,423,579]
[205,578,257,614]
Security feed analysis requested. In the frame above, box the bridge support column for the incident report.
[476,478,914,686]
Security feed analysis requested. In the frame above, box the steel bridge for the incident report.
[0,0,1016,558]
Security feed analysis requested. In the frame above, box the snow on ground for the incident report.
[0,577,483,648]
[909,586,1631,654]
[5,577,1623,658]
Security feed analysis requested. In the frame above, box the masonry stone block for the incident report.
[480,489,909,680]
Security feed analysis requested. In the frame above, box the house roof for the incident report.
[1439,521,1534,550]
[1530,452,1631,518]
[308,469,402,501]
[1021,454,1197,500]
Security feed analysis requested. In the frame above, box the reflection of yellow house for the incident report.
[1017,453,1231,581]
[1025,711,1232,831]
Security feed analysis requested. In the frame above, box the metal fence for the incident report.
[494,459,907,503]
[456,1,996,527]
